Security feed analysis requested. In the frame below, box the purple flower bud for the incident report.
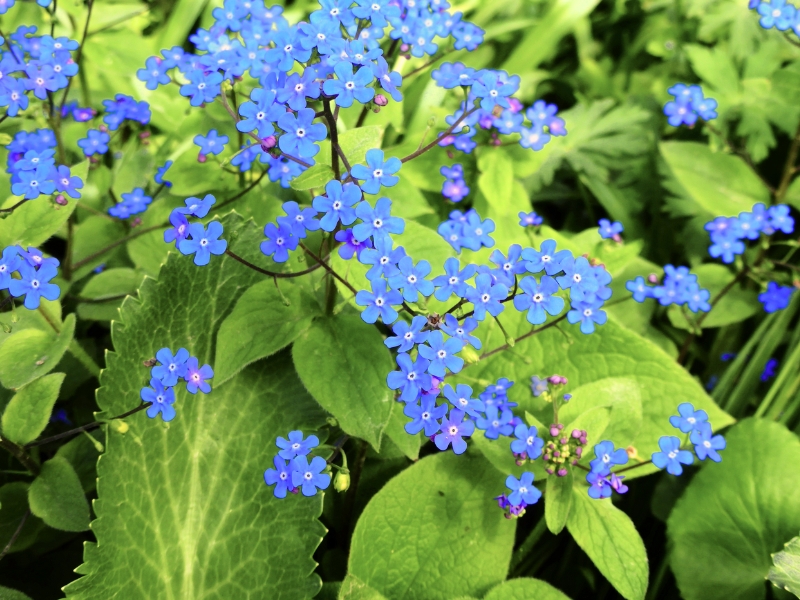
[575,447,583,457]
[557,468,568,477]
[553,451,561,458]
[647,273,659,284]
[130,217,142,227]
[99,124,108,133]
[400,44,409,52]
[571,429,581,439]
[198,153,207,163]
[261,135,277,150]
[479,114,494,129]
[55,194,68,206]
[508,98,523,113]
[550,426,560,437]
[139,131,151,139]
[559,437,568,445]
[545,467,554,475]
[374,94,388,106]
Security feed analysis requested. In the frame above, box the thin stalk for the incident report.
[25,402,152,448]
[225,249,322,278]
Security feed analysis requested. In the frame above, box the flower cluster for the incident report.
[626,265,711,313]
[440,163,469,202]
[140,348,214,422]
[653,402,726,475]
[108,188,152,219]
[663,83,718,127]
[263,431,330,498]
[544,423,588,477]
[77,95,152,158]
[437,208,496,253]
[495,471,541,518]
[7,129,83,202]
[0,245,60,309]
[705,203,794,264]
[752,0,800,35]
[164,195,228,266]
[585,440,629,499]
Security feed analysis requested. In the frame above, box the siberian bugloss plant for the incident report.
[0,0,798,599]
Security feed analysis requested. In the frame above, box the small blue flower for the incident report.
[434,409,474,454]
[652,436,694,476]
[194,130,228,157]
[386,352,433,402]
[767,204,794,235]
[53,165,83,198]
[278,201,321,239]
[589,441,629,476]
[461,211,495,250]
[626,276,653,303]
[370,56,403,102]
[557,256,599,301]
[278,108,327,159]
[261,223,298,263]
[182,194,216,218]
[475,406,514,439]
[313,180,361,232]
[418,331,464,378]
[598,218,623,239]
[506,472,541,506]
[12,166,56,199]
[511,424,544,459]
[385,315,429,352]
[519,211,543,227]
[513,275,564,325]
[522,239,571,275]
[489,244,526,287]
[178,222,228,266]
[404,395,447,436]
[184,357,213,394]
[440,313,482,349]
[359,237,406,281]
[277,430,320,460]
[432,258,476,301]
[758,0,796,29]
[0,247,21,290]
[759,281,795,313]
[350,149,401,194]
[335,228,373,260]
[137,56,170,90]
[669,402,709,433]
[388,256,434,302]
[762,357,779,382]
[141,378,177,422]
[690,423,726,462]
[155,160,173,187]
[8,263,60,309]
[442,383,485,418]
[355,279,403,324]
[530,375,548,397]
[465,273,508,321]
[291,455,331,497]
[708,232,745,264]
[431,62,476,88]
[322,61,375,108]
[353,197,405,242]
[152,347,190,387]
[567,299,607,334]
[264,456,294,498]
[586,472,613,499]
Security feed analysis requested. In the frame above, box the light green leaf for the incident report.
[659,141,769,217]
[545,471,573,535]
[667,264,759,330]
[338,574,388,600]
[1,373,65,444]
[0,313,75,390]
[70,216,128,280]
[79,268,142,301]
[290,164,335,191]
[319,126,384,167]
[215,277,320,384]
[64,215,328,600]
[483,578,572,600]
[55,431,103,493]
[293,315,393,450]
[769,535,800,597]
[668,418,800,600]
[28,456,90,532]
[383,401,420,460]
[347,451,515,600]
[567,488,648,600]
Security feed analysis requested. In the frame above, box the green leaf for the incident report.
[290,164,335,191]
[338,574,388,600]
[28,456,90,532]
[55,431,103,493]
[383,401,421,460]
[0,482,43,554]
[293,314,393,450]
[214,277,320,385]
[0,162,88,248]
[347,451,515,600]
[659,141,770,217]
[483,578,572,600]
[79,268,142,301]
[318,126,384,167]
[0,585,33,600]
[545,471,573,535]
[667,264,759,330]
[769,534,800,597]
[567,488,648,600]
[0,314,75,390]
[1,373,65,444]
[64,215,328,599]
[668,418,800,600]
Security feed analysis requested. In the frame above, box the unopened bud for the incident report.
[99,124,108,133]
[0,321,11,333]
[557,468,568,477]
[111,420,129,434]
[198,153,207,163]
[333,470,350,492]
[400,43,409,52]
[54,194,68,206]
[139,131,151,139]
[626,445,638,460]
[427,115,437,128]
[461,346,480,365]
[549,426,560,437]
[491,105,503,118]
[261,135,277,150]
[647,273,659,284]
[374,94,388,106]
[508,98,523,113]
[130,217,142,228]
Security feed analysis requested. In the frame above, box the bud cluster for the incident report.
[543,424,587,477]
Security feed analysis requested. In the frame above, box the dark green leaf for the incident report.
[1,373,65,445]
[28,456,90,532]
[0,482,43,554]
[545,471,573,535]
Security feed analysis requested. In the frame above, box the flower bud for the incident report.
[647,273,659,284]
[508,98,523,113]
[54,194,68,206]
[374,94,388,106]
[198,153,207,163]
[334,470,350,492]
[261,135,277,150]
[549,425,560,437]
[139,131,151,139]
[557,468,568,477]
[460,346,480,365]
[563,393,572,402]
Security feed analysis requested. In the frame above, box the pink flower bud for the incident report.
[508,98,523,113]
[55,194,68,206]
[400,44,409,52]
[198,153,207,163]
[139,131,151,139]
[374,94,388,106]
[647,273,659,284]
[549,426,560,437]
[99,124,108,133]
[261,135,277,150]
[557,468,568,477]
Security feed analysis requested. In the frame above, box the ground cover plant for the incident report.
[0,0,798,598]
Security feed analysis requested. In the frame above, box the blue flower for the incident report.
[137,56,170,90]
[278,108,327,159]
[0,247,21,290]
[690,423,726,462]
[350,149,401,194]
[652,436,694,476]
[53,165,83,198]
[155,160,173,187]
[452,22,483,51]
[370,56,403,102]
[762,357,779,381]
[668,402,709,434]
[586,472,613,499]
[664,97,698,127]
[184,357,213,394]
[359,237,406,280]
[626,276,653,303]
[194,130,229,157]
[434,409,474,454]
[511,424,544,459]
[355,279,403,324]
[442,383,485,418]
[18,247,59,269]
[513,275,564,325]
[759,281,795,313]
[519,211,543,227]
[567,299,607,334]
[152,347,190,387]
[291,455,331,497]
[335,228,373,260]
[418,331,464,377]
[180,70,222,107]
[279,69,322,111]
[141,378,176,422]
[440,314,482,349]
[278,201,321,239]
[758,0,796,29]
[557,256,599,301]
[519,125,551,151]
[767,204,794,235]
[261,223,298,263]
[313,180,361,232]
[476,406,514,439]
[465,273,508,321]
[352,0,400,27]
[589,441,629,475]
[432,258,475,301]
[353,197,405,242]
[178,222,228,266]
[404,395,447,436]
[11,166,55,199]
[264,456,294,498]
[686,286,711,313]
[461,211,495,250]
[385,315,429,352]
[598,218,623,239]
[183,194,216,218]
[522,239,571,275]
[506,472,541,506]
[8,263,60,309]
[322,61,375,108]
[708,232,745,264]
[388,256,433,302]
[277,430,320,460]
[489,244,526,287]
[387,352,433,402]
[266,29,312,71]
[237,89,283,138]
[432,62,476,88]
